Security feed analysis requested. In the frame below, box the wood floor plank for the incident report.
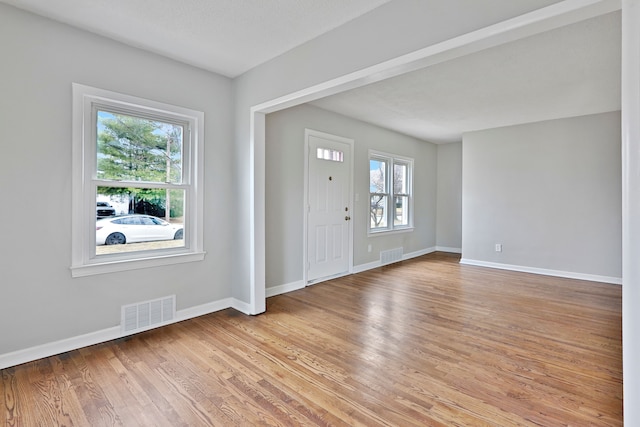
[12,363,40,426]
[1,253,622,426]
[1,368,18,427]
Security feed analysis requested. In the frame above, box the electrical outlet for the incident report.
[368,244,372,253]
[495,244,502,252]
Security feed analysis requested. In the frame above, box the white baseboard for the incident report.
[266,280,305,298]
[177,298,234,321]
[435,246,462,254]
[459,258,622,285]
[0,326,122,370]
[352,247,437,274]
[352,260,381,274]
[231,298,253,315]
[406,247,437,259]
[0,296,236,370]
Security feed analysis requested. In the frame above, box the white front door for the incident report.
[306,130,353,283]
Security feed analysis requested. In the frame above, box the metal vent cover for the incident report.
[380,247,403,265]
[121,295,176,334]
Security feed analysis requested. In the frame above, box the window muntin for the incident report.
[369,151,413,233]
[71,84,205,277]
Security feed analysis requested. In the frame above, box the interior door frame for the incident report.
[303,128,355,285]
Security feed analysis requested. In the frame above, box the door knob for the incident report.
[345,216,351,221]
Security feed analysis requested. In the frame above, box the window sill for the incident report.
[368,227,414,237]
[71,251,206,278]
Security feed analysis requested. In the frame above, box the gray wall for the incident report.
[461,111,622,279]
[436,142,463,251]
[265,104,437,289]
[0,4,234,354]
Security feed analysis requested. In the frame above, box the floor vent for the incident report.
[121,295,176,334]
[380,247,403,265]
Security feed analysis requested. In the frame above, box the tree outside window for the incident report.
[97,111,185,221]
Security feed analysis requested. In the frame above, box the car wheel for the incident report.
[174,229,184,240]
[105,232,126,245]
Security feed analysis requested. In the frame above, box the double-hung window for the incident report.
[369,150,413,233]
[71,84,205,277]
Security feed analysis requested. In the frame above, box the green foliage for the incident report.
[96,111,184,217]
[97,111,182,183]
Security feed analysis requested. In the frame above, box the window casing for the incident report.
[71,84,205,277]
[369,151,413,234]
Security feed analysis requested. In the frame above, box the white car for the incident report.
[96,214,184,245]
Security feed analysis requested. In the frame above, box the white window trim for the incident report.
[368,150,414,235]
[71,83,205,277]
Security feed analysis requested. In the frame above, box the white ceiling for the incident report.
[0,0,391,77]
[3,1,621,144]
[311,11,621,143]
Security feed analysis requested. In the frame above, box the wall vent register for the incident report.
[121,295,176,334]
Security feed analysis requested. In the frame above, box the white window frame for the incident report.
[71,84,205,277]
[368,150,414,235]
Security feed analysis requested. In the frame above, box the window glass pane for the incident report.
[394,163,407,194]
[370,195,388,229]
[96,186,185,255]
[97,110,183,184]
[394,196,409,226]
[369,159,387,193]
[316,147,344,162]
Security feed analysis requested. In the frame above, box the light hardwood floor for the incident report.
[1,252,622,426]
